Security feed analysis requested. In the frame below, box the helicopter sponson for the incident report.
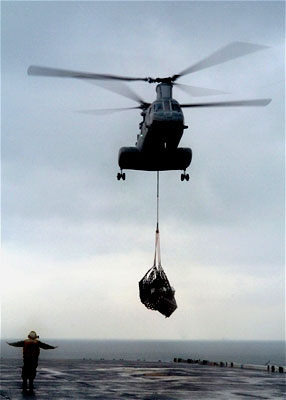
[118,146,192,172]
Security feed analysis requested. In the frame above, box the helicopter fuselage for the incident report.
[118,83,192,172]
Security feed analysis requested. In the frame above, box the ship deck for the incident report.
[1,359,285,399]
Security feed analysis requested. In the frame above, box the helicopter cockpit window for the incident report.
[171,102,181,112]
[154,102,163,112]
[164,101,171,111]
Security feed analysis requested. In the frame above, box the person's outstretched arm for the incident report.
[6,341,25,347]
[38,341,58,350]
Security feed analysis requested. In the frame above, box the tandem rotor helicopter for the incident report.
[28,42,271,181]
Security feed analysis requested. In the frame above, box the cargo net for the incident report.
[139,228,177,318]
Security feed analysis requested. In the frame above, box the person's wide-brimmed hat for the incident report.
[28,331,39,339]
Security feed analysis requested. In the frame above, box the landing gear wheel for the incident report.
[117,171,126,181]
[180,171,189,182]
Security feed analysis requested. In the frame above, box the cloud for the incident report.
[2,247,284,340]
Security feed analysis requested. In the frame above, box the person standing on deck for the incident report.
[7,331,58,393]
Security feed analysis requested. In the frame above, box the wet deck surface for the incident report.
[1,359,285,399]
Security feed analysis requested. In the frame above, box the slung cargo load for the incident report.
[139,224,177,318]
[139,263,177,318]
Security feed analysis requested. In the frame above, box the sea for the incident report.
[1,340,285,366]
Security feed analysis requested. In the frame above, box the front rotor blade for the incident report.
[28,65,148,82]
[181,98,272,108]
[77,106,142,115]
[175,83,228,97]
[176,42,269,78]
[88,80,146,105]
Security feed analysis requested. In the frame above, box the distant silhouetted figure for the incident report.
[7,331,57,393]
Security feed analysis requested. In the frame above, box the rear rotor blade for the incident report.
[175,83,228,96]
[28,65,148,82]
[77,106,143,115]
[175,42,269,79]
[181,98,272,108]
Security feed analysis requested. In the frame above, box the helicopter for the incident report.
[28,41,271,181]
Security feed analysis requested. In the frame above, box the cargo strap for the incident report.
[153,171,161,267]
